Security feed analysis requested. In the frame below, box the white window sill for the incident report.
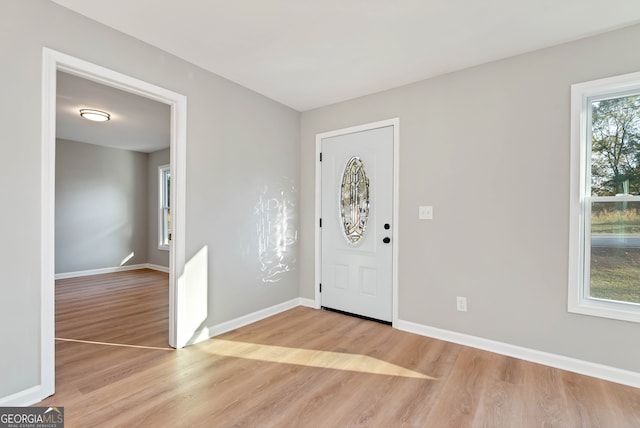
[569,298,640,324]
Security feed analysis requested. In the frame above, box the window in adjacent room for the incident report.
[569,72,640,323]
[159,164,171,250]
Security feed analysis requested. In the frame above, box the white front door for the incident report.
[320,124,394,322]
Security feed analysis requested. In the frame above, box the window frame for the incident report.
[158,164,171,251]
[569,71,640,323]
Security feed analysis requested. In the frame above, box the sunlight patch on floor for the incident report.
[204,339,434,379]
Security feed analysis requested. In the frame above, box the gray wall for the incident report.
[300,24,640,373]
[56,142,171,274]
[0,0,300,399]
[55,139,149,273]
[147,148,170,268]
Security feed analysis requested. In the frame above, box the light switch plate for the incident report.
[419,206,433,220]
[456,296,467,312]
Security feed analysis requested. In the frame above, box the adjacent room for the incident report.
[54,71,172,349]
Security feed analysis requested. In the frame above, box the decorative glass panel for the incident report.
[340,156,370,244]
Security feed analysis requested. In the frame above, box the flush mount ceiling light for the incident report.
[79,108,110,122]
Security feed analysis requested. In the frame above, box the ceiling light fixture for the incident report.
[79,108,110,122]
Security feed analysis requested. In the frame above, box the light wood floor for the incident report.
[40,270,640,427]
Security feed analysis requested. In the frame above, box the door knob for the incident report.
[383,237,391,244]
[384,223,390,230]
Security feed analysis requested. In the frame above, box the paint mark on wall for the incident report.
[255,177,298,283]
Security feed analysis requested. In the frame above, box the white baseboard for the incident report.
[395,319,640,389]
[0,385,47,407]
[184,298,307,345]
[144,263,169,273]
[298,297,317,308]
[55,263,169,279]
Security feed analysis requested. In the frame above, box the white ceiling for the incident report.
[51,0,640,112]
[56,71,170,153]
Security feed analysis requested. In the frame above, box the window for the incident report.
[569,72,640,323]
[159,164,171,250]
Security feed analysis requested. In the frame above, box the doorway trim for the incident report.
[41,48,187,400]
[314,118,400,324]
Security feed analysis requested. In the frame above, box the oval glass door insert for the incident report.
[340,156,370,244]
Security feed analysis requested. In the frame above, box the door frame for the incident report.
[314,118,400,324]
[40,48,187,400]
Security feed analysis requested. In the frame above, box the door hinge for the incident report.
[319,218,322,227]
[319,152,322,162]
[319,283,322,293]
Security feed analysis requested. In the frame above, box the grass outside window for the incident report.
[590,205,640,304]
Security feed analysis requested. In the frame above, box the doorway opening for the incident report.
[41,48,187,401]
[55,69,172,349]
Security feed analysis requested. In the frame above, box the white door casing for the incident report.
[38,48,187,405]
[318,120,397,322]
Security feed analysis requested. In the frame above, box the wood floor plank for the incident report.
[37,269,640,427]
[54,269,169,348]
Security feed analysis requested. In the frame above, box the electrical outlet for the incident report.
[419,205,433,220]
[456,296,467,312]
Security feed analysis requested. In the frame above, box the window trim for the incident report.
[158,164,170,251]
[569,71,640,323]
